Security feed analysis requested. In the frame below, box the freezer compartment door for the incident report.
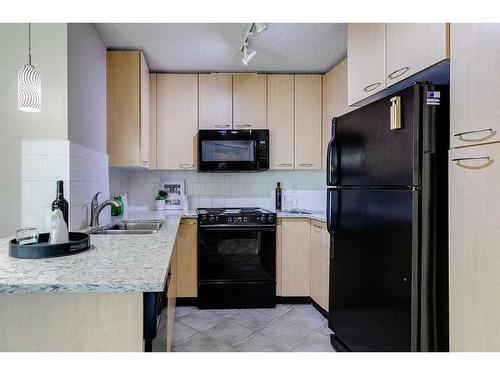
[329,188,417,351]
[335,85,419,187]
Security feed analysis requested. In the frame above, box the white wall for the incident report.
[0,24,68,238]
[67,24,109,229]
[67,24,107,154]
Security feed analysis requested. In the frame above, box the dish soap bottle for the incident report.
[275,182,282,211]
[51,180,69,227]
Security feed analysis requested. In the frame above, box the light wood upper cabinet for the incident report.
[347,23,386,105]
[268,75,295,169]
[156,74,198,170]
[199,74,233,130]
[149,74,157,169]
[385,23,449,85]
[449,143,500,351]
[233,74,267,129]
[310,220,329,311]
[295,75,322,169]
[281,218,311,296]
[450,24,500,148]
[107,51,150,167]
[322,59,353,170]
[176,218,198,298]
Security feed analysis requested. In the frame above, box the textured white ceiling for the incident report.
[93,23,347,73]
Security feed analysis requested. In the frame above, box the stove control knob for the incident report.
[268,216,274,223]
[209,216,215,223]
[261,215,267,223]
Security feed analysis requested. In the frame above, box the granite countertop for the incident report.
[0,211,192,294]
[0,207,324,294]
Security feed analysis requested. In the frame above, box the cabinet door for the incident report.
[157,74,198,170]
[233,74,267,129]
[347,23,386,105]
[322,225,330,312]
[139,52,150,168]
[176,219,198,298]
[310,221,326,308]
[449,143,500,351]
[148,73,157,169]
[322,59,354,170]
[107,51,141,167]
[281,219,311,296]
[199,74,233,130]
[268,75,294,170]
[386,23,449,86]
[295,75,322,169]
[166,243,177,352]
[450,24,500,148]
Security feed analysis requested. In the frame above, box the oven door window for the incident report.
[201,140,255,162]
[199,227,275,282]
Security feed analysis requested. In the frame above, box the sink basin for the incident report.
[282,209,312,215]
[91,220,164,235]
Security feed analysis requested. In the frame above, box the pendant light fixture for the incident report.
[18,23,41,112]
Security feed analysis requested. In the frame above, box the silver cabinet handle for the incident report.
[363,82,381,92]
[277,163,292,167]
[298,163,313,167]
[179,163,194,169]
[236,124,252,128]
[312,224,323,232]
[214,125,230,128]
[454,127,495,139]
[388,66,410,80]
[142,161,148,166]
[452,155,493,168]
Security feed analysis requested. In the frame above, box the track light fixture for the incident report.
[241,43,257,65]
[240,23,267,66]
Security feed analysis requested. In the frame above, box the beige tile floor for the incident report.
[155,304,335,352]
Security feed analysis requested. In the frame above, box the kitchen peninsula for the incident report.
[0,214,182,351]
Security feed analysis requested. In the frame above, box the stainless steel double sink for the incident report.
[90,220,164,235]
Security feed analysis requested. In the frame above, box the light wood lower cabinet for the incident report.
[281,218,311,296]
[176,218,198,298]
[310,220,329,311]
[166,241,177,352]
[449,143,500,351]
[156,74,198,170]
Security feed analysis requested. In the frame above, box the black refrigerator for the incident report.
[326,83,449,352]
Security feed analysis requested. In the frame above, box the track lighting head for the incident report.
[241,43,257,66]
[252,23,268,35]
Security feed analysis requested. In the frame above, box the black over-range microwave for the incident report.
[198,129,269,172]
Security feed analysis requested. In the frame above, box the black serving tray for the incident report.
[9,232,91,259]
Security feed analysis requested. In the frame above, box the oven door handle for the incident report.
[200,226,276,232]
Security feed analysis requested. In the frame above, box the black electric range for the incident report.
[197,208,276,308]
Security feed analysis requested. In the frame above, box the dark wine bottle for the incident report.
[51,180,69,227]
[275,182,282,211]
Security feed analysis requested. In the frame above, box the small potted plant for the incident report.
[154,190,168,211]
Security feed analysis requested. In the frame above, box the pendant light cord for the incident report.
[28,23,31,65]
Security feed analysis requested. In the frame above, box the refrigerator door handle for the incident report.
[326,118,338,186]
[326,189,337,235]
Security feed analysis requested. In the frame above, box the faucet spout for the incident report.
[89,192,121,227]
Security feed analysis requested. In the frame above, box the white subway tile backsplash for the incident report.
[22,155,45,181]
[31,182,56,208]
[45,156,70,181]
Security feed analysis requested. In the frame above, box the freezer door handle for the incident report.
[326,118,338,186]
